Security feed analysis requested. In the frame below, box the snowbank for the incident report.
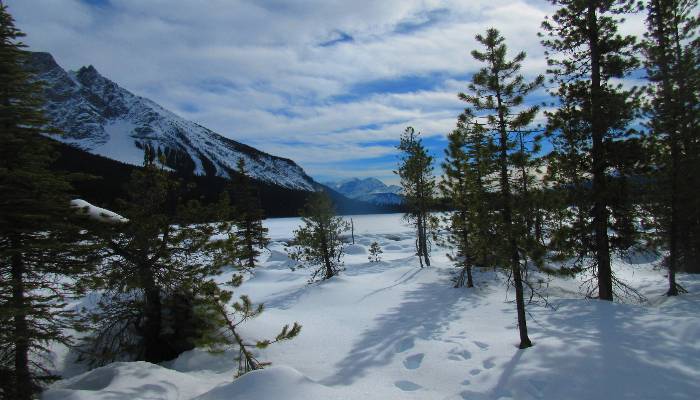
[193,366,338,400]
[43,361,219,400]
[70,199,127,224]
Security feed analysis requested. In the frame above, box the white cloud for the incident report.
[5,0,647,182]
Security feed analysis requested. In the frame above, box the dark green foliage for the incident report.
[458,28,544,349]
[0,5,94,399]
[541,0,642,301]
[229,159,270,271]
[197,278,301,378]
[78,159,230,365]
[642,0,700,288]
[287,191,349,281]
[396,127,437,268]
[440,121,497,288]
[368,241,383,262]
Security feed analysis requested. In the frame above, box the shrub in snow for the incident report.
[368,242,383,262]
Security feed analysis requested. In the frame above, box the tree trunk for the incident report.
[651,0,679,295]
[422,213,431,267]
[495,87,532,349]
[11,242,33,400]
[587,0,613,301]
[416,214,426,267]
[320,228,334,280]
[140,264,164,363]
[245,218,256,270]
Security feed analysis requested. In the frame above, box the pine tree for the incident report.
[368,241,383,262]
[395,127,437,268]
[230,158,269,271]
[0,4,94,398]
[287,191,349,281]
[643,0,699,291]
[543,86,594,271]
[541,0,641,301]
[80,157,229,365]
[287,192,349,281]
[440,120,497,288]
[197,277,300,378]
[458,28,544,349]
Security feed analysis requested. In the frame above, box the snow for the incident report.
[43,213,700,400]
[70,199,127,223]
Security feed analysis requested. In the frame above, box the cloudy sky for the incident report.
[5,0,645,184]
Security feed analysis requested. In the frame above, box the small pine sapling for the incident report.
[368,242,383,262]
[198,278,301,378]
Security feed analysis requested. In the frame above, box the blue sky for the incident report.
[6,0,646,184]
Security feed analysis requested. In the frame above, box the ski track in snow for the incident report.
[44,213,700,400]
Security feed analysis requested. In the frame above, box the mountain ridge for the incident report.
[325,177,404,205]
[29,51,317,191]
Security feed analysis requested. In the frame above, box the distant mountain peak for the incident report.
[325,177,403,205]
[29,51,317,191]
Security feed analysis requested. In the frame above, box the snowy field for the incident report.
[44,213,700,400]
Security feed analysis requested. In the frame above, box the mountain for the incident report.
[325,177,404,205]
[28,52,315,191]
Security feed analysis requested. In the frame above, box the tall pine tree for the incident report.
[643,0,700,292]
[541,0,640,301]
[458,28,543,349]
[0,4,94,399]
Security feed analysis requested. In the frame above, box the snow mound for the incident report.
[43,361,215,400]
[344,244,367,255]
[71,199,127,223]
[194,366,338,400]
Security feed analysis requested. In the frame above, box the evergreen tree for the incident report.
[80,157,229,365]
[643,0,699,291]
[543,86,594,271]
[287,191,349,281]
[197,277,301,378]
[368,241,383,263]
[541,0,641,301]
[395,127,437,267]
[440,120,497,288]
[0,5,93,398]
[230,158,269,271]
[458,28,543,349]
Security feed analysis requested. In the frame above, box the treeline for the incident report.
[50,139,402,219]
[397,0,699,348]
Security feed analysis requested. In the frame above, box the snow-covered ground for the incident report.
[44,213,700,400]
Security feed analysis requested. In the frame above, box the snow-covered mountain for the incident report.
[29,52,316,191]
[325,177,403,205]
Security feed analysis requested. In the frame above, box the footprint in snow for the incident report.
[448,348,472,361]
[395,337,415,353]
[469,369,481,376]
[403,353,424,370]
[483,358,495,369]
[473,341,489,350]
[395,380,422,391]
[461,379,471,386]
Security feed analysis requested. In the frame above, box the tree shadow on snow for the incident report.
[480,299,700,400]
[321,269,489,386]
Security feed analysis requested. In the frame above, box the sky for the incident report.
[5,0,645,185]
